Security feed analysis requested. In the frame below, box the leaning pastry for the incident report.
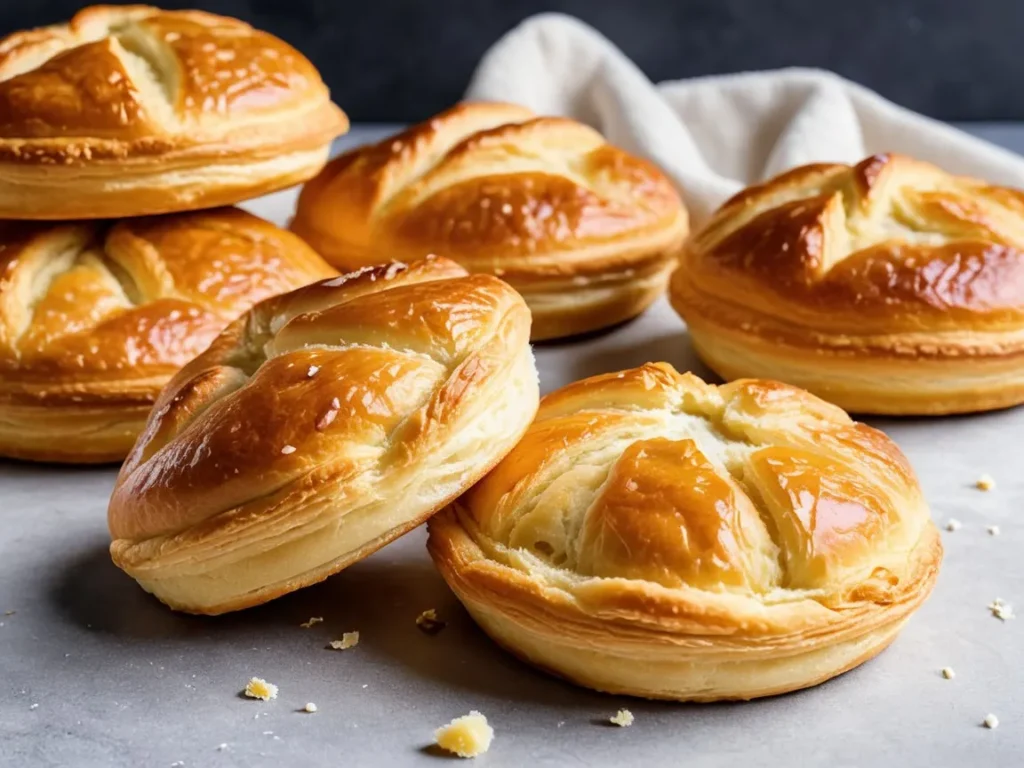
[291,102,689,340]
[428,363,941,701]
[108,257,538,614]
[0,208,336,463]
[0,5,348,219]
[671,153,1024,415]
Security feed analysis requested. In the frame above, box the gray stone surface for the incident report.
[2,126,1023,767]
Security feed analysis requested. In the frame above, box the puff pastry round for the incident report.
[291,102,688,340]
[428,363,941,701]
[109,257,539,614]
[0,5,348,219]
[0,208,335,463]
[670,153,1024,415]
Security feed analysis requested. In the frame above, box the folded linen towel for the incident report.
[466,13,1024,224]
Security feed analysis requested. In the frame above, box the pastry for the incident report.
[428,363,941,701]
[108,257,538,614]
[0,5,348,219]
[0,208,336,463]
[670,153,1024,415]
[291,102,688,340]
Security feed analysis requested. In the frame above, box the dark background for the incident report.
[4,0,1021,123]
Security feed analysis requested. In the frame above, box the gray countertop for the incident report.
[3,126,1023,768]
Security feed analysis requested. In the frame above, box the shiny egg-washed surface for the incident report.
[428,363,941,700]
[291,102,688,340]
[0,5,348,217]
[671,153,1024,414]
[0,208,335,462]
[108,257,539,614]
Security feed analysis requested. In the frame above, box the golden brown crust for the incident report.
[670,153,1024,414]
[291,102,688,340]
[0,5,348,218]
[427,363,941,701]
[0,208,336,463]
[108,257,540,614]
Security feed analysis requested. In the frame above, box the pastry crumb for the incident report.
[987,525,1001,536]
[945,518,962,532]
[307,365,320,377]
[171,762,185,767]
[416,608,447,635]
[328,631,360,650]
[4,610,14,616]
[988,598,1015,621]
[216,744,228,752]
[299,616,323,629]
[434,711,493,758]
[303,702,317,713]
[609,709,634,727]
[976,474,996,491]
[941,667,955,679]
[983,713,999,729]
[29,703,39,710]
[280,445,296,455]
[244,677,278,701]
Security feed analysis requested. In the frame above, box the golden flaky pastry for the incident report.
[0,5,348,219]
[291,102,688,340]
[109,257,538,614]
[670,153,1024,415]
[0,208,335,463]
[428,363,941,701]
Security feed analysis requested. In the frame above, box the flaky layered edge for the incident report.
[669,258,1024,415]
[427,505,942,701]
[293,219,688,342]
[0,143,335,220]
[0,377,168,463]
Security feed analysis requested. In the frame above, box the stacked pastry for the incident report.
[0,5,347,462]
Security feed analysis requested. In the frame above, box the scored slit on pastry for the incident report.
[427,363,941,701]
[108,257,539,615]
[0,5,348,219]
[670,153,1024,415]
[0,209,336,463]
[291,102,689,340]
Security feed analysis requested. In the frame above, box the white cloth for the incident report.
[466,13,1024,225]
